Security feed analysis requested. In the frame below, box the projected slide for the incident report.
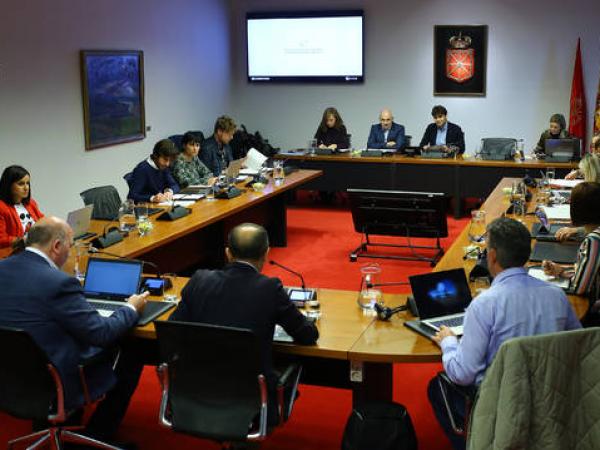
[247,13,363,82]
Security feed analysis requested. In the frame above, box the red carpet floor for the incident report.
[0,205,468,450]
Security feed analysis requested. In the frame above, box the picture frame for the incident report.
[80,50,146,150]
[434,25,487,96]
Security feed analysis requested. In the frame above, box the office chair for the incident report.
[168,134,184,151]
[155,321,302,448]
[80,185,122,220]
[187,130,205,144]
[0,326,121,450]
[478,138,517,160]
[435,371,476,437]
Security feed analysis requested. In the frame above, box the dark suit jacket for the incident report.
[126,159,180,203]
[170,262,319,390]
[0,250,138,409]
[200,135,234,176]
[367,122,405,150]
[314,125,350,149]
[419,122,465,154]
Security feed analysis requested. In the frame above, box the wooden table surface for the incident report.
[129,176,588,366]
[278,151,577,169]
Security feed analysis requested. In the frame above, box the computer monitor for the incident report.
[544,138,581,162]
[347,189,448,238]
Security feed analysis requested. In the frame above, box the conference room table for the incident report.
[275,150,577,218]
[132,176,589,405]
[64,169,321,274]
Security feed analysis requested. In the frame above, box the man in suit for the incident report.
[200,115,236,176]
[419,105,465,154]
[0,216,148,445]
[366,108,405,150]
[169,223,319,425]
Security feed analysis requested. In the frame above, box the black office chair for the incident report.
[0,326,120,450]
[154,321,302,448]
[168,134,184,152]
[80,185,122,220]
[478,138,517,160]
[435,371,476,437]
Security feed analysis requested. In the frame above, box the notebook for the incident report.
[404,269,473,339]
[67,204,96,240]
[83,257,175,326]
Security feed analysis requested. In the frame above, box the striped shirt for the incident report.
[570,227,600,305]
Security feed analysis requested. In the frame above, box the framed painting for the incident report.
[80,50,146,150]
[434,25,487,96]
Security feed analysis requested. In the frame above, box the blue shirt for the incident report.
[441,267,581,386]
[435,123,448,146]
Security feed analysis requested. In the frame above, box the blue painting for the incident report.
[81,50,145,150]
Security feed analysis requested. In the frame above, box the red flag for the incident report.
[568,38,586,151]
[594,71,600,141]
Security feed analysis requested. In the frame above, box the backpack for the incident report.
[341,401,418,450]
[230,125,279,159]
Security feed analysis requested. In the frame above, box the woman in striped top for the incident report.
[543,182,600,324]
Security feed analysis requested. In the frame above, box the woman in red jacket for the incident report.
[0,165,44,249]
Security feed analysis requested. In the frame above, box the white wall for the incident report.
[229,0,600,153]
[0,0,231,219]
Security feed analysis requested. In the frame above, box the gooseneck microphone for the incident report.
[269,260,306,292]
[92,212,125,249]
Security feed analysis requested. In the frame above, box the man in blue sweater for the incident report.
[127,139,180,203]
[200,115,236,176]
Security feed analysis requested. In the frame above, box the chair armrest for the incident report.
[276,363,301,388]
[436,371,476,436]
[156,363,173,428]
[77,348,119,405]
[275,363,303,424]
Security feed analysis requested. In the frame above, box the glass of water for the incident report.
[162,273,178,302]
[308,138,317,155]
[468,210,487,245]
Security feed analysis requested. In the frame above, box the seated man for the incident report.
[127,139,180,203]
[200,115,236,176]
[169,223,318,425]
[0,217,148,445]
[366,108,405,150]
[428,217,581,450]
[419,105,465,154]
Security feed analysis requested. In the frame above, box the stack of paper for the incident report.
[528,267,570,289]
[541,204,571,221]
[549,179,582,189]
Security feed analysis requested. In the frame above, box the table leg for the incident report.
[351,361,393,406]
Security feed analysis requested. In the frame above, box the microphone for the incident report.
[269,260,317,301]
[365,281,410,289]
[92,213,124,249]
[374,302,408,321]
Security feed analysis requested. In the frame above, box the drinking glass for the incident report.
[119,200,136,232]
[510,182,526,219]
[73,241,90,281]
[545,168,556,181]
[137,216,152,237]
[468,210,486,245]
[473,276,490,294]
[307,138,317,156]
[135,202,148,222]
[273,160,285,180]
[358,264,382,310]
[162,273,178,302]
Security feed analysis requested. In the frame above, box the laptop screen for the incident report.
[409,269,472,319]
[83,257,142,300]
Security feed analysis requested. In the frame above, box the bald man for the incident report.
[0,217,148,445]
[170,223,318,425]
[366,108,406,150]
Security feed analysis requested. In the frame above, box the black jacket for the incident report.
[169,262,318,388]
[314,125,350,149]
[419,122,465,154]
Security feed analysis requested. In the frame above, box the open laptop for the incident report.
[405,269,473,339]
[83,257,176,326]
[226,158,244,180]
[544,138,581,162]
[67,205,96,240]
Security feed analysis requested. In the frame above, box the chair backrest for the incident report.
[480,138,517,160]
[187,130,205,145]
[155,321,264,442]
[0,326,58,421]
[80,185,122,220]
[168,134,184,151]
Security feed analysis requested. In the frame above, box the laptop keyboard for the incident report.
[89,301,122,317]
[428,316,464,329]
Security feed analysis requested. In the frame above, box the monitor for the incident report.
[347,189,448,238]
[246,10,364,82]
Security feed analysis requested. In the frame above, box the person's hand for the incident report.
[555,227,578,242]
[593,135,600,146]
[318,144,327,149]
[152,193,168,203]
[423,144,431,150]
[207,177,217,186]
[163,190,173,202]
[565,170,580,180]
[432,326,455,346]
[127,291,149,313]
[542,260,564,277]
[386,141,396,148]
[328,144,338,150]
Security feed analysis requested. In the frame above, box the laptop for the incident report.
[405,269,473,339]
[179,185,211,195]
[226,158,244,180]
[544,138,581,162]
[67,205,96,240]
[83,257,176,326]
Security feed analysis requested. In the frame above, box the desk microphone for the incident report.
[269,260,316,299]
[92,213,124,249]
[374,302,408,321]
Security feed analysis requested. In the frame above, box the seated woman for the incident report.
[172,132,215,189]
[534,113,571,157]
[543,182,600,325]
[0,165,44,249]
[127,139,180,203]
[314,107,350,150]
[556,154,600,241]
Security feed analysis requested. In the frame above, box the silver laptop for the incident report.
[67,204,95,240]
[226,158,244,180]
[409,269,473,336]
